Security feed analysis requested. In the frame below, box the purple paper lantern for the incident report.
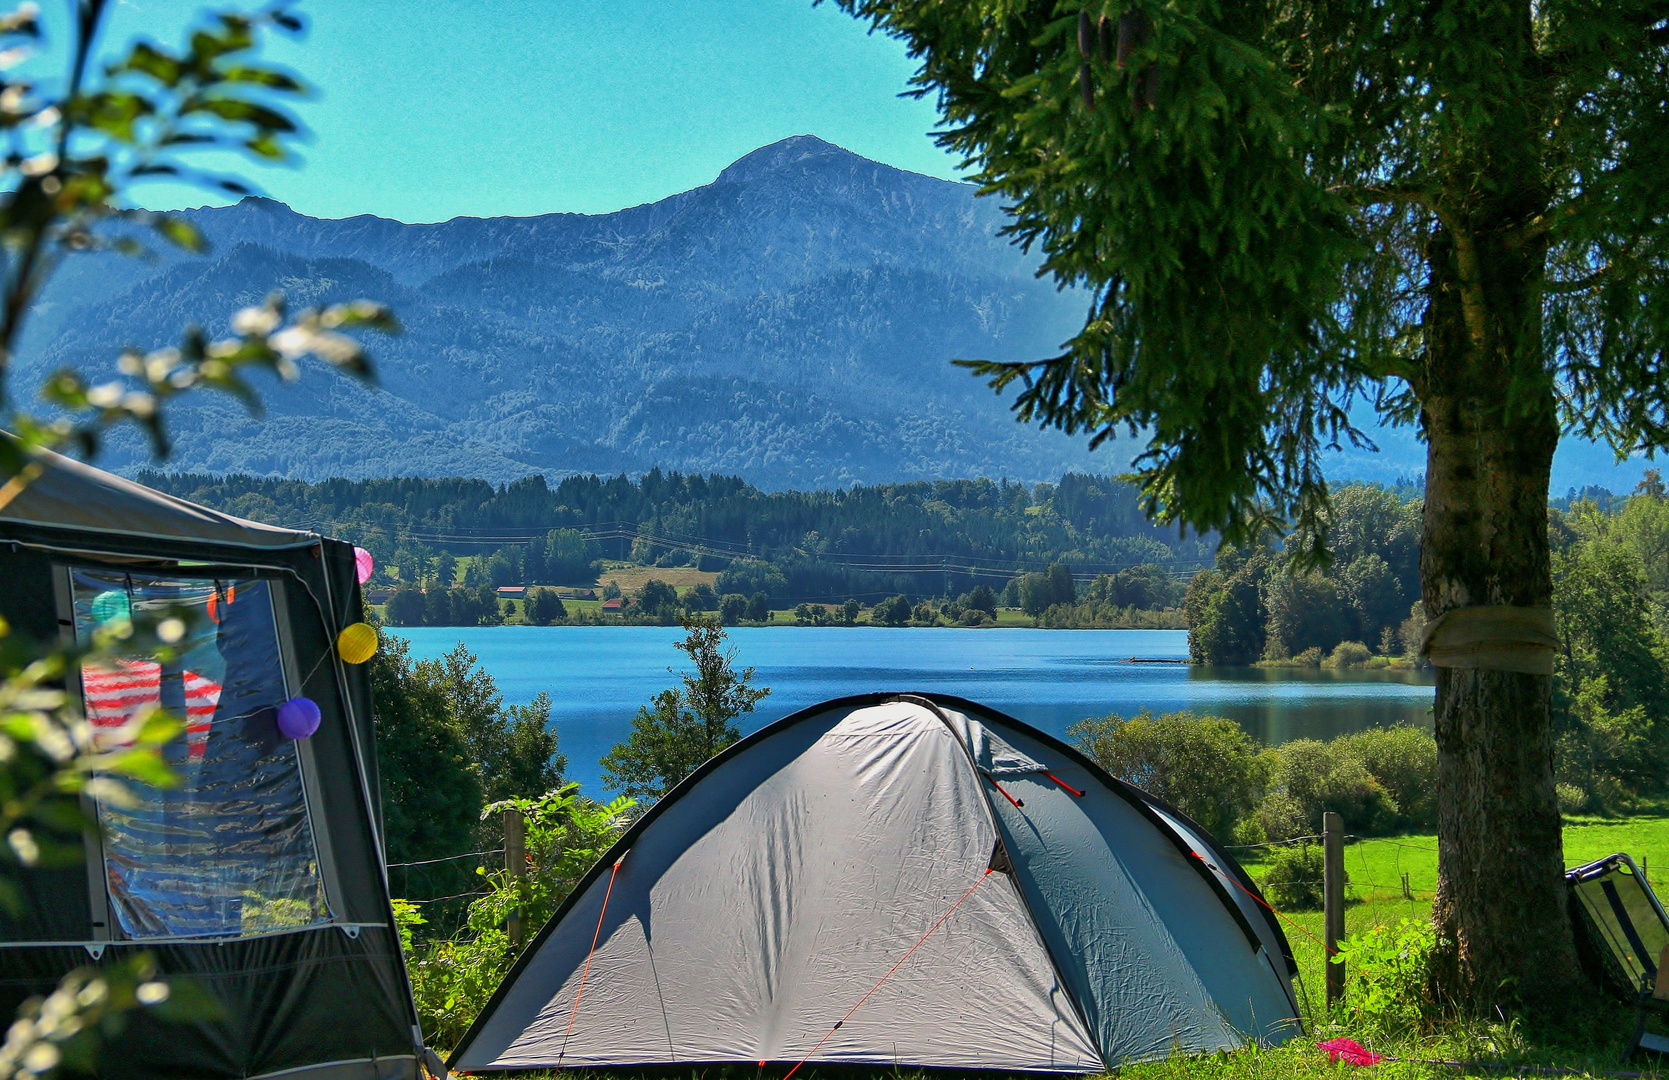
[276,696,321,739]
[354,546,375,585]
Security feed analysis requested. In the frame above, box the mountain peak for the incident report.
[714,135,868,185]
[235,195,294,214]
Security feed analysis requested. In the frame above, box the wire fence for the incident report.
[1236,834,1441,915]
[388,848,504,869]
[1225,833,1324,852]
[405,889,492,906]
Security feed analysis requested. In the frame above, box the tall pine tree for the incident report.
[838,0,1669,1011]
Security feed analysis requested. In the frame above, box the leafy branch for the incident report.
[0,3,398,1074]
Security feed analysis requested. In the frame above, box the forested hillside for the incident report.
[141,468,1214,604]
[21,136,1105,488]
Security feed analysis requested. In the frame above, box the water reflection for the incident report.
[1183,664,1434,745]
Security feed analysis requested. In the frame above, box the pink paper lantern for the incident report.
[354,546,374,585]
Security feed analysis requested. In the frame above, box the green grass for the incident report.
[1233,816,1669,1026]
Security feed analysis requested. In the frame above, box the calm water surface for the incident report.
[393,627,1435,795]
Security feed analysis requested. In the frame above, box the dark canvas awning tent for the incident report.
[0,442,425,1080]
[453,693,1301,1074]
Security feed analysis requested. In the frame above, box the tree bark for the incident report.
[1419,175,1579,1012]
[1407,0,1586,1014]
[1424,410,1579,1009]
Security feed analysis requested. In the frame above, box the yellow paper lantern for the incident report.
[337,621,378,664]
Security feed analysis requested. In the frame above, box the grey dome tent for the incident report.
[452,693,1301,1074]
[0,441,429,1080]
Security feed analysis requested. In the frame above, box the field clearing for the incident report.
[595,563,720,592]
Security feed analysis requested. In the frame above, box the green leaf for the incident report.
[244,133,283,160]
[181,95,297,133]
[152,214,207,253]
[122,42,183,86]
[101,745,178,789]
[220,65,302,92]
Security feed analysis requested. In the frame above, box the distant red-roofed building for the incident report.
[601,596,625,613]
[496,586,527,599]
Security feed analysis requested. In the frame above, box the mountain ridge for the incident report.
[20,135,1119,488]
[16,134,1650,493]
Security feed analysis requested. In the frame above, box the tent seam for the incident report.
[886,694,1107,1073]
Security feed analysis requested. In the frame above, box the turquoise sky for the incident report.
[79,0,960,223]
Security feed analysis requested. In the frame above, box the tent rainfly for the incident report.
[0,441,430,1080]
[452,693,1301,1074]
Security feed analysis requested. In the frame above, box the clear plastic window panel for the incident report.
[72,570,327,939]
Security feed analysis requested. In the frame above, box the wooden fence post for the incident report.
[1324,811,1345,1009]
[505,808,526,946]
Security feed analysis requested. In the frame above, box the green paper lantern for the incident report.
[91,590,131,626]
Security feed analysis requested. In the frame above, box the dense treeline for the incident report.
[138,469,1214,603]
[1547,475,1669,813]
[1183,473,1669,814]
[1184,484,1423,666]
[368,628,566,869]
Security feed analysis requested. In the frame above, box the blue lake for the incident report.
[392,627,1436,796]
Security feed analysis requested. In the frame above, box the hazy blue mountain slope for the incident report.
[21,135,1122,487]
[17,134,1658,492]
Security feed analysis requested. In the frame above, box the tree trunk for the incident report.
[1424,417,1578,1011]
[1408,0,1585,1013]
[1419,209,1579,1010]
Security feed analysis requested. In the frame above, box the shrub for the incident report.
[1256,791,1309,844]
[1262,843,1324,910]
[1557,781,1590,815]
[1333,919,1442,1036]
[1069,711,1272,839]
[401,786,634,1048]
[1335,726,1437,829]
[1293,645,1325,666]
[1325,640,1373,668]
[1270,738,1401,836]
